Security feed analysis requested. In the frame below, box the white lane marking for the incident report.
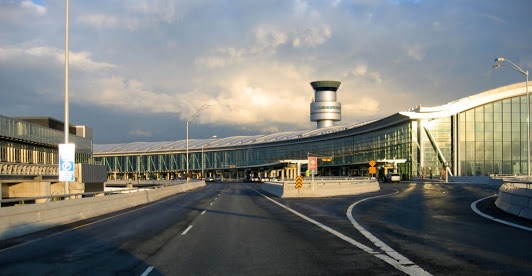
[210,202,213,205]
[201,210,206,215]
[346,191,431,275]
[471,194,532,232]
[181,225,193,235]
[251,188,431,276]
[140,266,154,276]
[0,191,187,252]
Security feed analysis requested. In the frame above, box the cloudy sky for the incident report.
[1,0,531,145]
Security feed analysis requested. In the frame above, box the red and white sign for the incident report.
[308,156,318,171]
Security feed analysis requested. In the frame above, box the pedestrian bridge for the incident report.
[0,162,107,203]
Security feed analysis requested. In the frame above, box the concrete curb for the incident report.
[0,181,205,241]
[495,184,532,220]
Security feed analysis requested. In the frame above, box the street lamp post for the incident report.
[493,58,530,178]
[186,104,210,180]
[202,135,217,179]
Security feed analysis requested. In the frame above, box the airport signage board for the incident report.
[59,143,75,182]
[308,156,318,175]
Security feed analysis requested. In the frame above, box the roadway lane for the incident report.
[0,182,224,275]
[277,181,532,275]
[0,182,401,275]
[145,182,398,275]
[0,181,530,275]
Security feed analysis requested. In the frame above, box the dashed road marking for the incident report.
[181,225,193,235]
[140,266,154,276]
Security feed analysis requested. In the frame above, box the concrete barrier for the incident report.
[495,183,532,220]
[0,181,205,241]
[261,178,380,198]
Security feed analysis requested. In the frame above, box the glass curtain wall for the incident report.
[97,121,414,178]
[419,117,453,178]
[459,96,529,176]
[0,115,93,164]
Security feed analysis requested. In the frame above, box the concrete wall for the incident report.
[261,178,380,198]
[495,184,532,220]
[0,181,205,241]
[449,176,504,185]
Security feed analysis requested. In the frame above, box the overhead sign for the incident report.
[59,143,75,182]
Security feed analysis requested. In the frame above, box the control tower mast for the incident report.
[310,80,341,129]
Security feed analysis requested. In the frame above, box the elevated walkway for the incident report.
[1,162,107,204]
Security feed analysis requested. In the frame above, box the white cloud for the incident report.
[292,26,332,48]
[21,1,46,16]
[342,97,380,117]
[352,64,368,76]
[405,44,426,61]
[127,0,179,23]
[1,46,117,72]
[77,14,119,28]
[345,64,383,84]
[254,25,288,49]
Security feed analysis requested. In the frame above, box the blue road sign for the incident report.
[59,144,75,181]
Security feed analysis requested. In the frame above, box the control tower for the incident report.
[310,80,341,129]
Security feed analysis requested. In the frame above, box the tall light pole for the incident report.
[186,104,210,179]
[202,135,217,178]
[64,0,70,195]
[493,57,530,178]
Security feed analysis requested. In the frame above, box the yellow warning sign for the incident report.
[295,175,303,189]
[369,160,376,174]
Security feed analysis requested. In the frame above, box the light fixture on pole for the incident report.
[186,104,211,179]
[202,135,217,179]
[493,57,530,178]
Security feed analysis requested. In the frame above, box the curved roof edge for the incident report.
[400,82,527,119]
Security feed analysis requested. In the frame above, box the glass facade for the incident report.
[96,120,414,179]
[458,95,530,176]
[0,115,93,164]
[416,117,453,178]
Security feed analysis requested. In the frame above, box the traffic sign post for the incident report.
[59,143,75,182]
[308,156,317,175]
[308,156,317,190]
[368,160,376,177]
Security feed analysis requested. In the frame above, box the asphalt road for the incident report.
[0,181,530,275]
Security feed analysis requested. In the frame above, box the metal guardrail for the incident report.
[491,174,532,189]
[503,182,532,189]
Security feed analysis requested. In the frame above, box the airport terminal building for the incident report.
[92,81,531,181]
